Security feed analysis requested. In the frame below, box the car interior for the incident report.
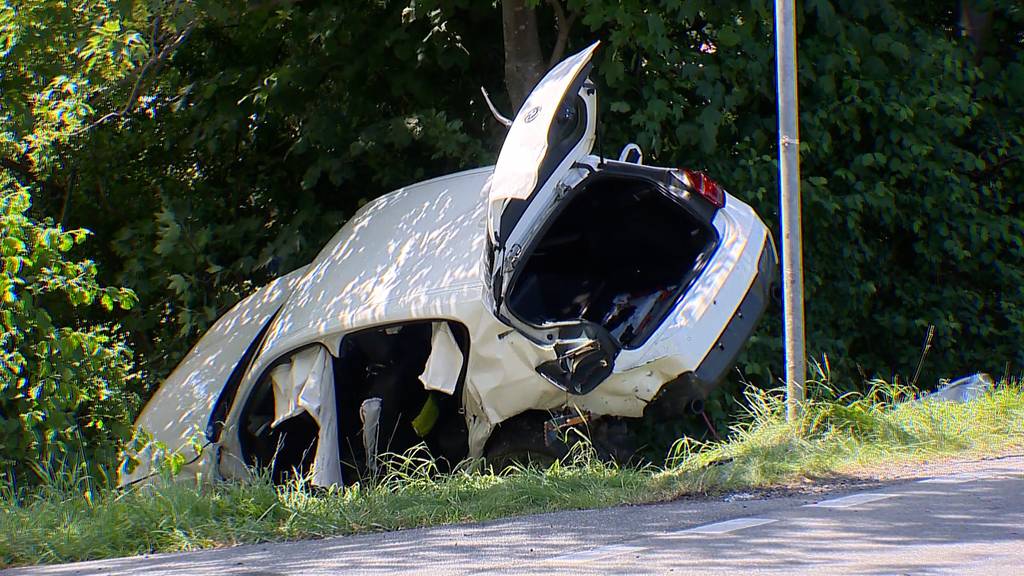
[238,321,470,485]
[505,176,717,348]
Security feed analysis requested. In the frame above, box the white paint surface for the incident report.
[805,493,896,508]
[674,517,778,534]
[419,322,463,395]
[547,544,646,564]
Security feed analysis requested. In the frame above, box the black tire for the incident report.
[483,411,568,472]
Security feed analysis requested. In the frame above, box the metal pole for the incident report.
[774,0,806,421]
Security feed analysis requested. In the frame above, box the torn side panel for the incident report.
[234,320,476,486]
[122,267,308,487]
[463,375,495,459]
[269,345,342,486]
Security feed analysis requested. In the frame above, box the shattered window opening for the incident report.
[238,321,471,485]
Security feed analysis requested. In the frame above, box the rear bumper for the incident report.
[693,235,777,389]
[644,237,777,415]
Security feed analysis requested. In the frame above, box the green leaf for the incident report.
[167,274,189,295]
[610,101,631,113]
[301,162,322,190]
[717,26,740,47]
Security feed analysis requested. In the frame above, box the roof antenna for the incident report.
[480,87,512,127]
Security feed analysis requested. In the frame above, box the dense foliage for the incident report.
[1,0,1021,472]
[0,0,150,481]
[0,187,137,481]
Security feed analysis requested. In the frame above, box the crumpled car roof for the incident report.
[252,167,493,374]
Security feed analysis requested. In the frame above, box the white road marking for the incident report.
[805,493,897,508]
[547,544,646,564]
[671,517,778,535]
[919,472,995,484]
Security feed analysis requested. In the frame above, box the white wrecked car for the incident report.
[123,43,776,486]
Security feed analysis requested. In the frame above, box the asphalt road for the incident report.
[8,455,1024,575]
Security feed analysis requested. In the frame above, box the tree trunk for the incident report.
[501,0,546,112]
[960,0,992,62]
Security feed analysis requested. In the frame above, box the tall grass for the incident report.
[3,375,1022,567]
[658,368,1024,494]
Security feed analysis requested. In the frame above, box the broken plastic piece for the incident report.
[412,394,440,438]
[923,373,994,403]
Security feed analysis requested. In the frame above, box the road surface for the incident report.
[7,454,1024,575]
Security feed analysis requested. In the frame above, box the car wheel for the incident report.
[483,411,568,472]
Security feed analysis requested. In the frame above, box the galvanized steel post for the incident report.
[774,0,806,420]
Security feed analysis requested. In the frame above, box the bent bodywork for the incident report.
[123,42,776,486]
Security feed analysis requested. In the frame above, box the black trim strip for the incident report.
[205,310,280,443]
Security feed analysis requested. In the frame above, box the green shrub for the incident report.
[0,186,138,485]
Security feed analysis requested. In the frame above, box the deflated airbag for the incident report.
[419,322,464,395]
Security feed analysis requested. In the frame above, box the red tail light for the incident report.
[681,169,725,208]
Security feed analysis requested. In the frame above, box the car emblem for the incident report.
[523,106,541,123]
[504,243,523,274]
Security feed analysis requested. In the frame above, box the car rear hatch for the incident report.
[485,42,721,395]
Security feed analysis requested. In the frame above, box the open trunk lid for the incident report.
[484,43,724,396]
[486,41,599,306]
[485,42,616,395]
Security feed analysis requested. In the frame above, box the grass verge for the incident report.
[3,377,1023,567]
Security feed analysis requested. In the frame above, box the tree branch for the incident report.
[71,19,196,137]
[546,0,577,68]
[1,155,36,182]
